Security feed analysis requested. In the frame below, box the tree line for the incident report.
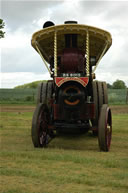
[107,79,127,89]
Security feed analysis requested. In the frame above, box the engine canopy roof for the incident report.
[31,23,112,65]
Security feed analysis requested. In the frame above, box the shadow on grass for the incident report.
[48,131,99,152]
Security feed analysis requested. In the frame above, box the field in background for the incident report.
[0,104,128,193]
[0,88,128,104]
[0,89,36,104]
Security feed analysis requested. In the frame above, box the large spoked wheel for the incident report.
[98,104,112,152]
[97,81,103,116]
[37,81,53,108]
[92,81,98,122]
[31,103,50,148]
[37,82,47,104]
[102,81,108,104]
[37,82,43,104]
[47,81,53,108]
[92,81,108,136]
[92,81,98,135]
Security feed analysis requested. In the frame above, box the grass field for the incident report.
[0,105,128,193]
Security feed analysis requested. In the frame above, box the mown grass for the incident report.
[0,105,128,193]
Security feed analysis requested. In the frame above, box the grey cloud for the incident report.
[1,46,48,73]
[77,1,128,31]
[77,1,110,14]
[1,1,63,31]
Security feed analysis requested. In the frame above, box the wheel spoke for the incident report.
[39,131,46,144]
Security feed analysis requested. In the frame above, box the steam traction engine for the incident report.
[31,21,112,151]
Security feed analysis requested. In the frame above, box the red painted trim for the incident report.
[55,77,89,87]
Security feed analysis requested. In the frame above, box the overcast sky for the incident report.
[0,0,128,88]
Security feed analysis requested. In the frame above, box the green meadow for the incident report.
[0,105,128,193]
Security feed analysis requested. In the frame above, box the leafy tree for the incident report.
[0,19,5,38]
[107,83,113,89]
[112,79,126,89]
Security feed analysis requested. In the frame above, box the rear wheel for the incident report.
[41,82,47,104]
[37,82,43,104]
[47,81,53,108]
[102,81,108,104]
[37,81,53,108]
[37,82,48,104]
[98,104,112,152]
[92,81,108,135]
[97,81,103,116]
[92,81,98,135]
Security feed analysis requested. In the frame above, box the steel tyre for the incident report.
[97,81,103,116]
[41,82,48,104]
[37,83,43,104]
[47,81,53,108]
[92,81,98,126]
[102,81,108,104]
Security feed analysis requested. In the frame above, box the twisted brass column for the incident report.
[86,31,90,76]
[54,31,57,77]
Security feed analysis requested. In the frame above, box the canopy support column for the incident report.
[54,31,57,77]
[35,42,52,75]
[86,31,90,77]
[92,42,108,73]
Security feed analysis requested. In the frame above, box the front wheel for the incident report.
[98,104,112,152]
[31,103,50,148]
